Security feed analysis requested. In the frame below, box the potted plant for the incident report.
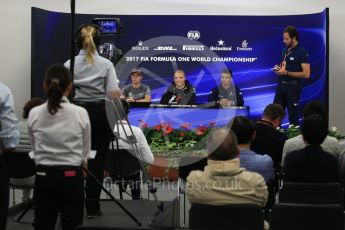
[139,121,213,181]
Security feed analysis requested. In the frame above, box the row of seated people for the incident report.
[120,68,244,107]
[186,108,341,230]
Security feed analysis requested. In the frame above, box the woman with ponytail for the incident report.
[64,24,119,218]
[28,63,91,230]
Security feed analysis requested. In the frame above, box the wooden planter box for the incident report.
[148,155,179,181]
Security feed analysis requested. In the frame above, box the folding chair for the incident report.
[190,203,264,230]
[4,151,36,223]
[178,156,207,227]
[105,148,142,200]
[270,203,344,230]
[279,182,344,207]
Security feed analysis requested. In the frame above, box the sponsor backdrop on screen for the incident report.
[32,8,328,125]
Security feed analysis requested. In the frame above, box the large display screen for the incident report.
[31,8,328,125]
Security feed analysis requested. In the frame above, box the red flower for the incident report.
[197,125,207,132]
[196,130,204,136]
[196,125,208,136]
[154,125,162,131]
[180,123,191,130]
[208,121,216,127]
[179,131,185,137]
[164,126,174,135]
[139,122,148,128]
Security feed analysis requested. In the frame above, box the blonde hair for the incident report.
[80,26,97,64]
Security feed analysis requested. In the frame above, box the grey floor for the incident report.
[7,180,191,230]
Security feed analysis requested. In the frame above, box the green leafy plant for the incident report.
[139,120,215,156]
[329,127,345,140]
[279,125,345,140]
[285,125,301,139]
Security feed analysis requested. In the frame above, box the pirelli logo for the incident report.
[182,45,204,51]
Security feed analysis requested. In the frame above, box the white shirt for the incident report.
[17,120,31,152]
[282,134,342,166]
[64,50,118,101]
[112,121,154,164]
[28,97,91,166]
[0,82,19,150]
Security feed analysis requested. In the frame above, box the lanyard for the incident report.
[281,47,294,70]
[283,48,293,62]
[257,119,275,128]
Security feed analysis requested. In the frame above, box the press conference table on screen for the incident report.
[127,103,249,128]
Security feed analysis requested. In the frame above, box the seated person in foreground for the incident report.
[121,67,151,102]
[208,68,244,108]
[11,97,44,202]
[231,116,274,182]
[160,70,196,105]
[284,114,339,183]
[282,100,342,166]
[110,99,154,199]
[186,128,268,206]
[251,103,287,170]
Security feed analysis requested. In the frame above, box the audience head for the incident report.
[207,128,239,161]
[44,63,73,115]
[221,68,233,88]
[302,100,328,121]
[230,116,255,145]
[130,67,143,85]
[76,24,101,64]
[174,70,186,89]
[23,97,45,119]
[301,114,328,146]
[262,103,286,127]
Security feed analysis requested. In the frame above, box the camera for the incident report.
[92,18,121,35]
[92,18,123,64]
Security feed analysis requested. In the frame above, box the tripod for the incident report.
[106,99,161,210]
[82,166,142,226]
[108,137,141,200]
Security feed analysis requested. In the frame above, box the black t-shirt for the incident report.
[284,145,339,183]
[279,44,309,83]
[251,120,287,169]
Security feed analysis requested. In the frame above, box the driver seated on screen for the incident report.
[160,70,196,105]
[208,69,244,108]
[121,68,151,103]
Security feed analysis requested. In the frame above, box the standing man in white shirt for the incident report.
[64,23,119,218]
[0,82,19,230]
[28,64,91,230]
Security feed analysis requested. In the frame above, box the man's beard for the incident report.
[286,41,294,48]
